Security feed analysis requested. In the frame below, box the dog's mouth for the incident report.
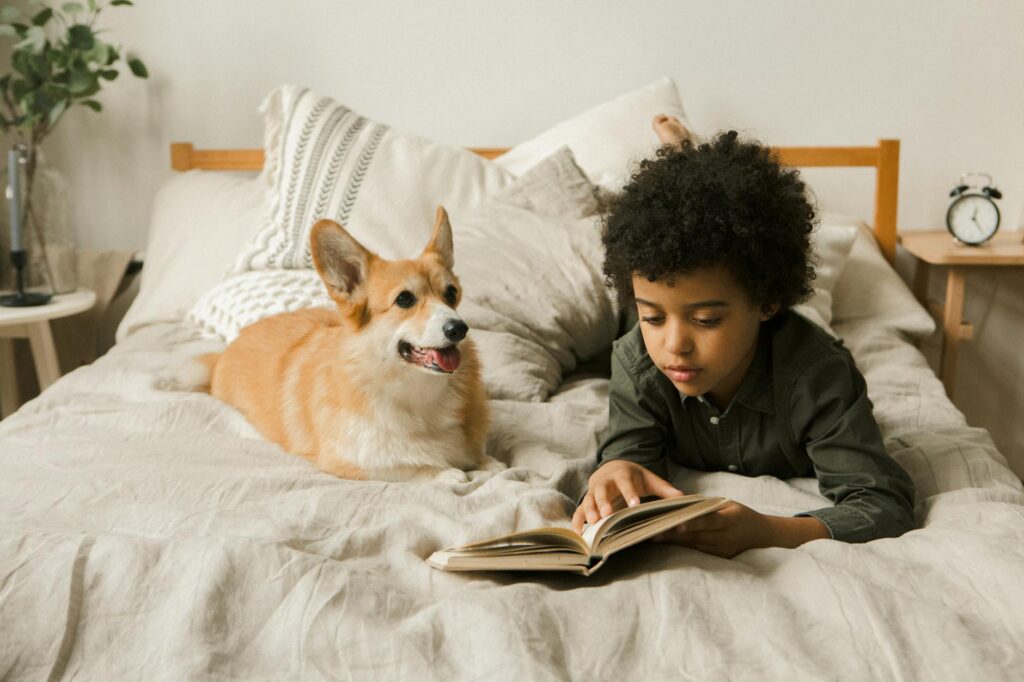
[398,341,461,373]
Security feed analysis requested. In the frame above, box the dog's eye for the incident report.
[395,291,416,308]
[444,285,458,305]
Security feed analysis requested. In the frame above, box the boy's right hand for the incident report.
[571,460,684,534]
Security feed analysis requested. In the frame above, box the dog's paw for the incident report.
[436,468,470,484]
[479,455,507,473]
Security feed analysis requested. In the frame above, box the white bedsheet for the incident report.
[2,318,1023,680]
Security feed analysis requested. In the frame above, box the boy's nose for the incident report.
[443,319,468,342]
[664,321,695,356]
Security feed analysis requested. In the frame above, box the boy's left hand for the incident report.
[653,502,831,557]
[652,501,771,558]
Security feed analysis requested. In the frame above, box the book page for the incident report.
[442,526,589,555]
[427,550,592,573]
[586,494,713,549]
[595,497,730,558]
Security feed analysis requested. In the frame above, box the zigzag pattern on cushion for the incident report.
[187,269,333,344]
[238,87,389,272]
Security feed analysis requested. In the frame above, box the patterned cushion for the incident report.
[188,269,330,343]
[235,85,513,272]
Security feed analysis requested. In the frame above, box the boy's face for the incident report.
[632,265,777,409]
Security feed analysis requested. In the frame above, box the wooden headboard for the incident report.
[169,139,900,264]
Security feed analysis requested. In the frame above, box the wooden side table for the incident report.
[0,288,96,418]
[899,230,1024,399]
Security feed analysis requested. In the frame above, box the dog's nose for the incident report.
[443,319,468,342]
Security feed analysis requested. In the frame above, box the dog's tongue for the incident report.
[429,347,461,373]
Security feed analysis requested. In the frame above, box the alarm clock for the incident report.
[946,172,1001,245]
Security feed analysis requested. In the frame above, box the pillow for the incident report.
[831,219,936,340]
[116,171,265,342]
[791,218,859,335]
[494,77,690,190]
[188,269,332,343]
[189,148,616,403]
[453,148,616,401]
[235,85,514,271]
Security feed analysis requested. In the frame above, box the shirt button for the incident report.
[728,465,738,472]
[709,416,720,425]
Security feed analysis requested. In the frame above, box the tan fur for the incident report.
[206,207,497,482]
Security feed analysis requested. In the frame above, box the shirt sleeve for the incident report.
[788,353,916,543]
[595,346,670,479]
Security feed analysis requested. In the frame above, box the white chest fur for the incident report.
[314,368,476,480]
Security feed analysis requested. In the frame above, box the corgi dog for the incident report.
[200,207,502,483]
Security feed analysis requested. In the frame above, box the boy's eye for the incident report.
[444,285,458,305]
[395,291,417,308]
[693,317,721,327]
[641,316,665,325]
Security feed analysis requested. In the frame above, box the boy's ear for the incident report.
[310,219,374,298]
[423,206,454,270]
[760,303,781,321]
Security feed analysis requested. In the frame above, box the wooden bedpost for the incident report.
[874,139,900,265]
[170,142,194,171]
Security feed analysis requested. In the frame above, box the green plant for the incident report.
[0,0,146,284]
[0,0,147,148]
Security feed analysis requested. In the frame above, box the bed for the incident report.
[3,81,1023,680]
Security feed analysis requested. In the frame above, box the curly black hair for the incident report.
[601,130,817,309]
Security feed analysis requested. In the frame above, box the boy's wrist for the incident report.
[763,514,830,549]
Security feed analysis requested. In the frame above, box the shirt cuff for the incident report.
[796,505,876,543]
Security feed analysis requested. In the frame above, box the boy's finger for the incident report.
[641,469,684,498]
[593,482,615,518]
[571,506,585,534]
[583,497,601,527]
[616,474,642,507]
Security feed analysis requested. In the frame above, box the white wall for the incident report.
[5,0,1024,470]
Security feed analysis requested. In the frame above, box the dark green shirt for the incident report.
[598,310,915,543]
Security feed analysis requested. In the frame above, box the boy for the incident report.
[571,118,915,558]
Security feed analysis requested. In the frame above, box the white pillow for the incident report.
[791,218,859,335]
[235,85,514,271]
[188,148,616,403]
[116,171,265,342]
[494,77,690,190]
[831,220,936,340]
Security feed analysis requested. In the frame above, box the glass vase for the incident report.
[1,149,77,295]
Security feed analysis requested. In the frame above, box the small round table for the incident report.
[0,288,96,418]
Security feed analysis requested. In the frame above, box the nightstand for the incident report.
[0,288,97,418]
[899,230,1024,399]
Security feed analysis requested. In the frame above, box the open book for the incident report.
[427,494,730,576]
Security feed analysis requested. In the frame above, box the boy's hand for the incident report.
[652,502,830,558]
[572,460,683,534]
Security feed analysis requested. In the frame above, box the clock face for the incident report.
[947,193,1000,244]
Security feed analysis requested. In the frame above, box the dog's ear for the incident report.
[311,220,372,297]
[423,206,454,270]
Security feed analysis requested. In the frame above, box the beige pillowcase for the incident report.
[117,171,265,342]
[831,221,936,340]
[454,148,616,401]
